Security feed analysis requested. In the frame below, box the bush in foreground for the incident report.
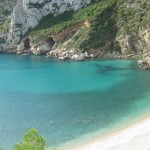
[0,128,60,150]
[15,128,46,150]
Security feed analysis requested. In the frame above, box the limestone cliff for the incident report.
[1,0,150,62]
[8,0,91,45]
[0,0,17,49]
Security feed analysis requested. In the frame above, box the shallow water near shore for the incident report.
[0,55,150,150]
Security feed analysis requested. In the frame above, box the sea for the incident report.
[0,54,150,150]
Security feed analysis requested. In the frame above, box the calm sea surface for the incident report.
[0,55,150,149]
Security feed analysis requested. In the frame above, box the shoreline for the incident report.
[0,50,141,59]
[67,116,150,150]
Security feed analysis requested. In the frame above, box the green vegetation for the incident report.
[26,0,150,52]
[26,0,111,43]
[72,1,119,52]
[0,128,59,150]
[0,17,11,44]
[115,0,149,36]
[0,0,16,45]
[0,18,11,32]
[15,128,46,150]
[0,37,5,44]
[0,0,16,14]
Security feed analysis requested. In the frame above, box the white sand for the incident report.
[69,118,150,150]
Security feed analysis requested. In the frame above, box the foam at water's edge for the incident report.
[67,116,150,150]
[54,108,150,150]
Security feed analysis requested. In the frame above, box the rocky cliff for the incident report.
[0,0,17,24]
[0,0,17,48]
[1,0,150,62]
[7,0,91,46]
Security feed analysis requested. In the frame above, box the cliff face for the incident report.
[8,0,91,45]
[0,0,17,24]
[116,27,150,56]
[0,0,17,46]
[115,0,150,59]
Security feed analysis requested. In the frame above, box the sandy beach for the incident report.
[69,117,150,150]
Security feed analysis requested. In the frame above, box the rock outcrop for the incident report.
[138,59,150,70]
[31,42,52,55]
[117,26,150,55]
[47,48,93,61]
[116,25,150,69]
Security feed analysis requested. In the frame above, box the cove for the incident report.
[0,55,150,150]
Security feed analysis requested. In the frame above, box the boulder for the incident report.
[31,43,50,55]
[58,56,68,60]
[138,59,150,70]
[71,54,85,61]
[17,43,25,53]
[90,54,94,58]
[83,51,89,58]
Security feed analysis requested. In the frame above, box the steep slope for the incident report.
[0,0,17,44]
[1,0,150,61]
[0,0,17,24]
[25,0,150,60]
[7,0,91,45]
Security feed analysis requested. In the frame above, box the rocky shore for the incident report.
[0,44,141,60]
[1,37,150,70]
[138,59,150,70]
[1,0,150,69]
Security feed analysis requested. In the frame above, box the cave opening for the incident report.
[46,37,55,49]
[24,38,31,49]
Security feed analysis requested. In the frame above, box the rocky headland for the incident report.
[0,0,150,65]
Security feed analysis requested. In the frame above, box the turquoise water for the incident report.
[0,55,150,149]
